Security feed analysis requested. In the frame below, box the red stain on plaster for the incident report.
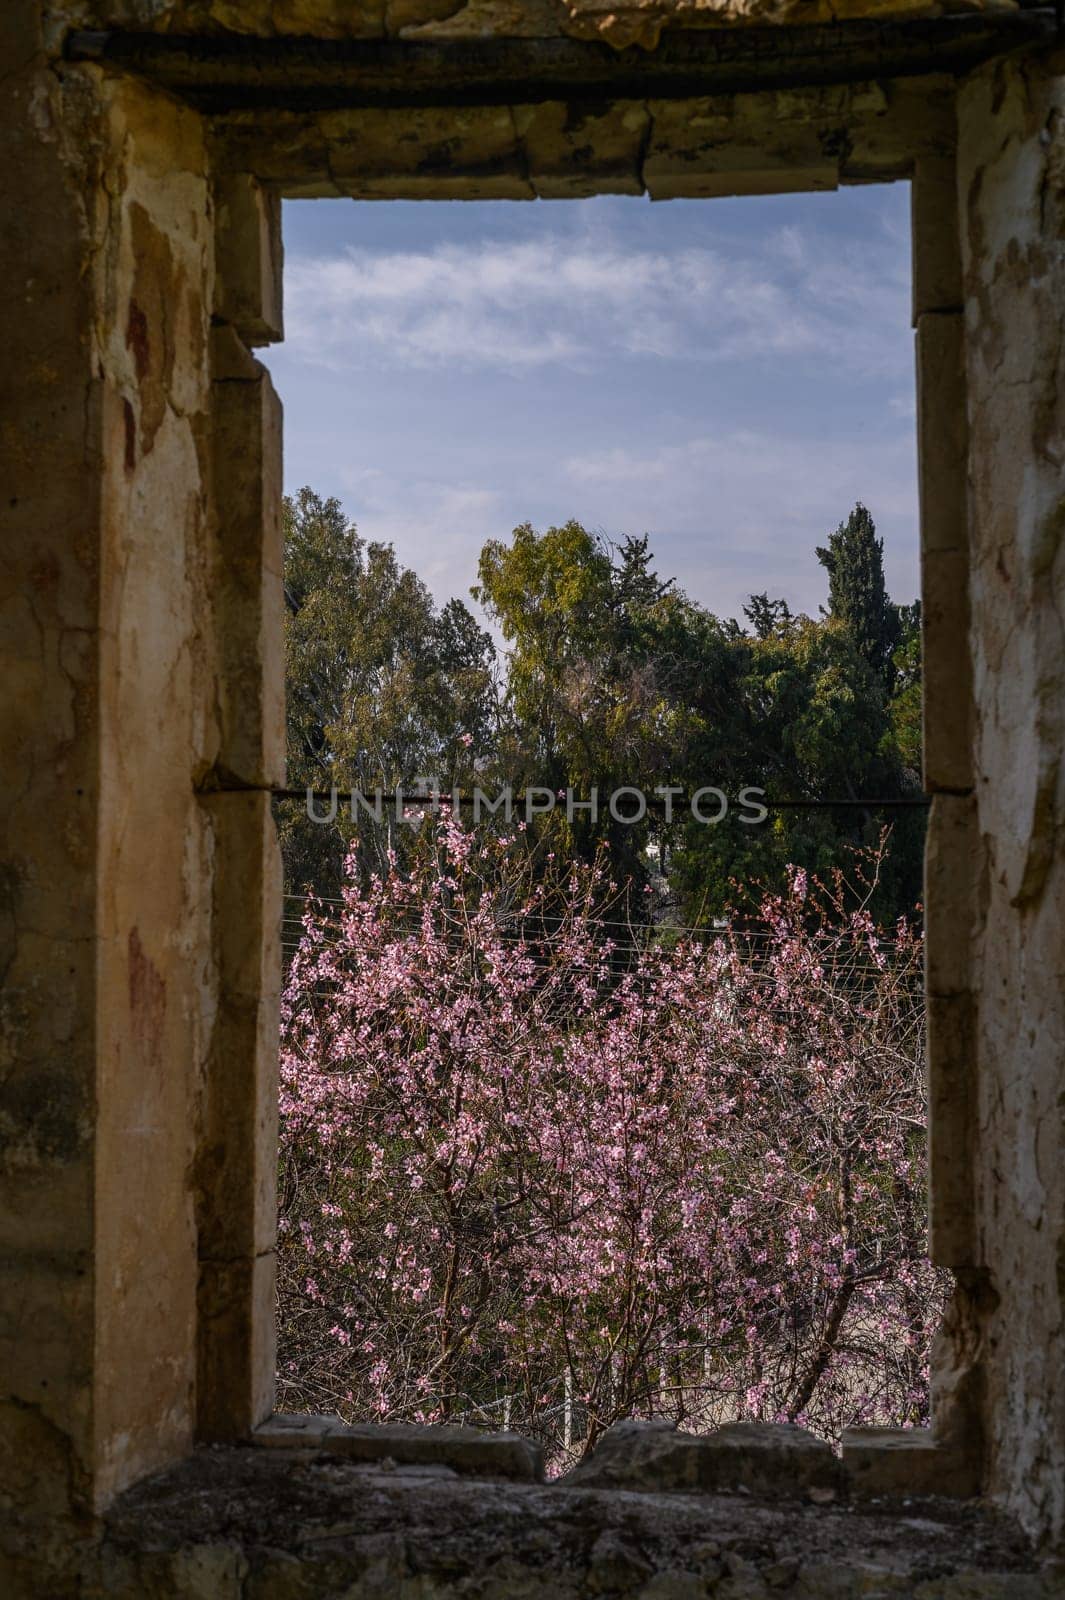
[123,398,136,472]
[128,927,167,1063]
[125,298,151,383]
[30,552,60,592]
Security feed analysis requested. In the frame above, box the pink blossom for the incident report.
[277,825,941,1467]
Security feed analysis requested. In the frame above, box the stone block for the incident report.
[196,791,280,1258]
[216,112,340,191]
[926,988,977,1269]
[213,174,284,347]
[211,322,261,383]
[202,790,283,1006]
[912,155,963,322]
[198,1251,277,1441]
[646,155,837,201]
[917,312,971,793]
[210,357,285,789]
[638,1572,710,1600]
[924,792,978,999]
[588,1529,654,1591]
[923,789,979,1270]
[644,96,838,201]
[514,100,647,198]
[254,1413,337,1448]
[195,789,280,1441]
[842,1426,980,1499]
[921,547,972,795]
[915,314,969,554]
[841,77,955,184]
[320,1421,544,1480]
[564,1419,841,1498]
[320,105,534,199]
[196,991,280,1258]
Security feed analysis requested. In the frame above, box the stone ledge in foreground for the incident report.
[92,1442,1057,1599]
[254,1413,544,1480]
[562,1419,843,1499]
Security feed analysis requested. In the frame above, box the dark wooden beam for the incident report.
[64,13,1057,112]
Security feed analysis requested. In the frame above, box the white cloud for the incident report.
[562,428,918,619]
[283,224,910,379]
[566,429,913,516]
[335,466,507,612]
[325,424,918,630]
[274,195,918,629]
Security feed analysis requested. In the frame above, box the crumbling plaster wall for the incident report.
[92,69,219,1509]
[1,10,102,1552]
[0,0,228,1563]
[957,48,1065,1550]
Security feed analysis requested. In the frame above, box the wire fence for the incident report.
[279,894,923,985]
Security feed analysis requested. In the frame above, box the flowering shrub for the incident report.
[278,820,943,1464]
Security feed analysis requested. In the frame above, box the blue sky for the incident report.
[263,184,917,628]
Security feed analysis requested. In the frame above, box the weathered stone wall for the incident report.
[0,8,104,1560]
[89,1444,1054,1600]
[957,48,1065,1552]
[92,71,217,1510]
[40,0,1040,51]
[0,1,221,1564]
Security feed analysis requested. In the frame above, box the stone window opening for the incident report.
[5,11,1064,1591]
[260,182,936,1472]
[204,142,975,1488]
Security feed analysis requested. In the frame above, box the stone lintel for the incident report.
[210,74,955,200]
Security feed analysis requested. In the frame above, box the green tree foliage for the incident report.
[817,502,901,685]
[742,592,794,641]
[889,601,923,777]
[473,522,690,898]
[672,502,921,924]
[281,492,924,929]
[278,487,496,896]
[670,604,921,924]
[474,519,613,789]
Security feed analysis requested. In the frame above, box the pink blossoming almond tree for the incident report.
[278,818,943,1467]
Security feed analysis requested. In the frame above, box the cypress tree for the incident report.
[816,502,899,684]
